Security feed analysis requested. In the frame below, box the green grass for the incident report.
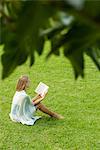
[0,42,100,150]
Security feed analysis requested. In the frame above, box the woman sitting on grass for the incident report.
[9,75,64,125]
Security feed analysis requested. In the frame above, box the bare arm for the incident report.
[32,93,47,105]
[32,94,42,102]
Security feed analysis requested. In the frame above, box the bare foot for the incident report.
[52,113,64,119]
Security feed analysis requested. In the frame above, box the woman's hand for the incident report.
[32,92,47,104]
[32,93,47,105]
[38,92,47,100]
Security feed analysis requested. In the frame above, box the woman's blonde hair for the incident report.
[16,75,29,91]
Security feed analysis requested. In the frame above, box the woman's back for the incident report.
[12,90,27,105]
[9,90,41,125]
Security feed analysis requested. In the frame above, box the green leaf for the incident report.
[47,21,97,57]
[64,48,84,79]
[47,32,68,58]
[35,37,45,56]
[1,42,28,79]
[41,24,66,39]
[85,48,100,70]
[29,51,35,67]
[84,1,100,18]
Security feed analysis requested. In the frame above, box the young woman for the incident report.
[9,75,64,125]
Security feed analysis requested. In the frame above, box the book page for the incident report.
[35,82,49,96]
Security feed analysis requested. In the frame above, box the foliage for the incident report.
[0,0,100,79]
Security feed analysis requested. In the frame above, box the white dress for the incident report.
[9,90,41,125]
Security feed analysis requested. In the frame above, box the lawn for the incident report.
[0,42,100,150]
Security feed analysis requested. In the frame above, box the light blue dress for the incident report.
[9,90,41,125]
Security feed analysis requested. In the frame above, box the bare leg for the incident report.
[36,102,64,119]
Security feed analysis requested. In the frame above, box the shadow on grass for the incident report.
[35,115,64,127]
[7,115,65,130]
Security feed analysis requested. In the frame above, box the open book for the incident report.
[35,82,49,97]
